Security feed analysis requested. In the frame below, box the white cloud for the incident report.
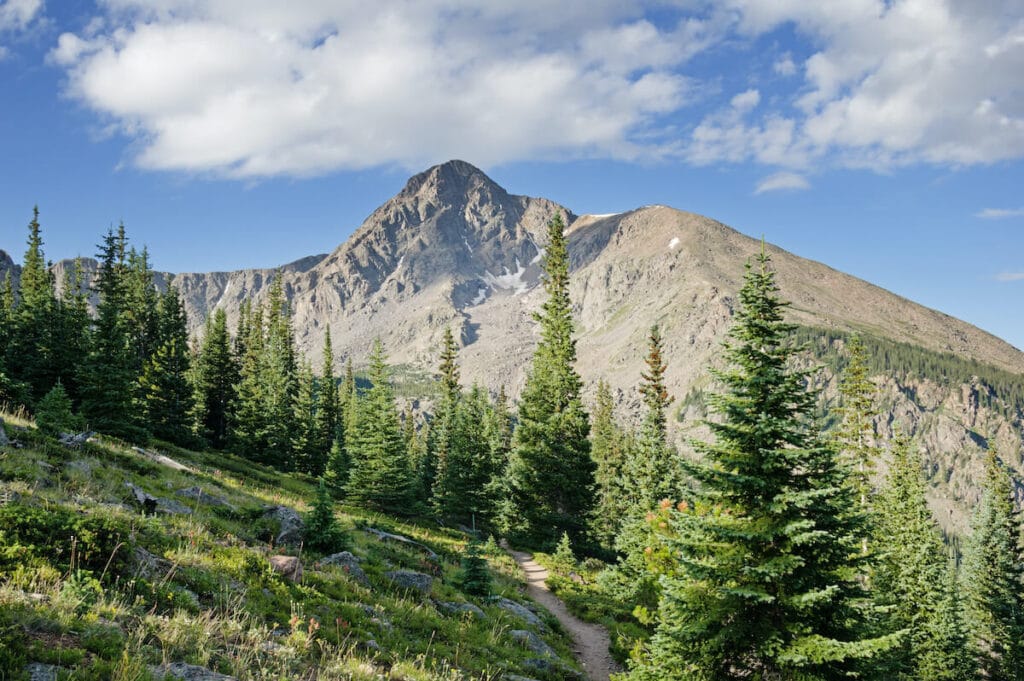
[996,272,1024,282]
[977,207,1024,219]
[0,0,42,31]
[49,0,1024,178]
[754,171,810,194]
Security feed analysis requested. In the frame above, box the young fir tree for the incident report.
[52,258,91,406]
[35,381,84,436]
[326,358,358,494]
[261,275,297,469]
[590,379,630,547]
[426,326,461,509]
[833,336,879,520]
[871,435,973,681]
[344,340,412,513]
[79,227,144,441]
[503,213,595,550]
[314,329,339,473]
[290,361,320,475]
[628,248,895,680]
[231,302,269,460]
[481,385,514,531]
[138,283,195,445]
[192,308,237,448]
[962,449,1024,680]
[123,245,160,378]
[8,207,58,403]
[0,272,17,404]
[304,478,350,554]
[441,385,495,527]
[457,538,492,597]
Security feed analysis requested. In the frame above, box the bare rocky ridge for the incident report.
[3,160,1023,529]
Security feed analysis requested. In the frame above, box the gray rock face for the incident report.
[521,658,584,680]
[385,570,433,595]
[363,527,439,561]
[436,600,485,618]
[0,422,9,446]
[24,663,61,681]
[491,597,544,629]
[263,506,304,547]
[508,630,557,658]
[58,431,94,448]
[269,555,302,582]
[320,551,370,587]
[132,546,173,581]
[125,482,192,515]
[152,662,237,680]
[177,486,233,509]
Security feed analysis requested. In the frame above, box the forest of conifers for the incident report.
[2,208,1023,680]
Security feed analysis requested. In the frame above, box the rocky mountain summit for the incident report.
[4,160,1023,529]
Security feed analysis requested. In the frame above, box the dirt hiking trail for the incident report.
[508,549,622,681]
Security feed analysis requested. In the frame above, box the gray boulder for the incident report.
[320,551,370,587]
[263,506,304,547]
[436,600,485,618]
[491,596,545,629]
[363,526,439,561]
[59,431,94,448]
[132,546,174,581]
[521,658,584,681]
[24,663,61,681]
[125,482,191,515]
[152,662,237,680]
[177,486,233,509]
[269,555,303,582]
[0,422,9,446]
[509,630,557,658]
[385,570,434,595]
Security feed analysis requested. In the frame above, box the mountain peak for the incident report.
[399,159,503,204]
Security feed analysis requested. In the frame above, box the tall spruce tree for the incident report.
[872,435,973,681]
[429,327,463,516]
[503,213,595,549]
[482,385,514,531]
[231,302,269,460]
[138,283,194,445]
[291,361,320,475]
[193,308,237,448]
[53,258,91,406]
[590,380,630,547]
[962,449,1024,680]
[833,336,879,520]
[314,329,339,472]
[326,358,357,494]
[628,248,894,680]
[344,340,412,513]
[261,275,297,468]
[79,227,143,440]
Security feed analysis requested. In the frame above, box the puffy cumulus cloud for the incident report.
[52,1,698,177]
[0,0,42,31]
[754,171,810,194]
[692,0,1024,170]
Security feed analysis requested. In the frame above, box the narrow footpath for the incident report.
[507,549,621,681]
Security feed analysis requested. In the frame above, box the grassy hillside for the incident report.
[0,412,583,681]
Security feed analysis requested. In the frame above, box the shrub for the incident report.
[35,382,85,436]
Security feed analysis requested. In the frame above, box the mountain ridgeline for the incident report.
[2,160,1023,531]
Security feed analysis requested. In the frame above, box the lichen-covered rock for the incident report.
[491,596,544,629]
[132,546,173,581]
[363,526,439,561]
[384,570,433,595]
[436,600,485,618]
[24,663,62,681]
[0,422,9,447]
[152,662,237,680]
[508,630,557,658]
[269,555,302,582]
[320,551,369,586]
[58,431,94,448]
[125,482,191,515]
[177,486,233,509]
[521,658,584,680]
[262,506,304,547]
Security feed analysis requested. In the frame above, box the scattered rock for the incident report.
[152,662,237,680]
[491,596,545,629]
[125,482,192,515]
[363,526,439,561]
[384,570,433,595]
[133,447,194,472]
[320,551,370,586]
[502,675,542,681]
[263,506,304,547]
[177,486,234,509]
[358,639,382,654]
[509,630,557,658]
[24,662,62,681]
[65,458,93,476]
[359,604,394,630]
[569,572,586,585]
[435,600,485,618]
[521,658,584,681]
[133,546,174,581]
[58,431,94,448]
[0,422,8,446]
[36,460,55,472]
[269,555,303,582]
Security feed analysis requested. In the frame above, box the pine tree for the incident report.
[482,385,514,532]
[590,380,630,546]
[262,275,297,468]
[52,258,91,406]
[192,309,237,448]
[35,381,84,436]
[457,538,492,597]
[425,327,460,508]
[138,283,194,445]
[304,478,350,554]
[344,340,412,513]
[79,227,144,441]
[872,435,973,680]
[231,303,269,460]
[503,213,595,549]
[291,361,320,475]
[833,336,879,522]
[123,244,160,377]
[962,449,1024,680]
[326,358,357,494]
[628,248,894,680]
[314,329,339,473]
[8,207,58,402]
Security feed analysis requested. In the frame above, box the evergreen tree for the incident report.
[833,336,879,523]
[482,385,514,532]
[872,435,973,680]
[326,358,358,494]
[138,283,194,445]
[291,361,320,475]
[314,329,339,472]
[425,327,460,508]
[261,275,297,468]
[192,309,237,448]
[52,258,91,406]
[590,380,630,547]
[8,207,58,402]
[628,249,894,680]
[457,538,492,597]
[123,244,160,377]
[344,340,412,513]
[304,478,350,554]
[503,213,595,549]
[962,449,1024,680]
[0,272,19,404]
[79,227,143,441]
[35,381,84,436]
[231,303,268,460]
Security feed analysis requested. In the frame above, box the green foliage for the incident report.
[35,381,85,436]
[192,308,237,448]
[832,336,879,518]
[139,283,195,446]
[504,213,595,550]
[0,504,134,574]
[304,479,351,554]
[57,569,104,615]
[552,532,576,572]
[962,450,1024,680]
[457,539,491,597]
[590,379,630,547]
[628,249,895,680]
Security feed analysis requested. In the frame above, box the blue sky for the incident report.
[2,1,1024,349]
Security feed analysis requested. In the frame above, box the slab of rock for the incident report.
[0,422,9,446]
[491,596,545,629]
[509,630,557,658]
[521,658,584,681]
[263,506,304,547]
[385,570,433,595]
[269,555,302,582]
[152,662,237,681]
[364,526,439,561]
[436,600,485,618]
[58,431,94,448]
[125,482,191,515]
[133,546,174,581]
[132,446,194,472]
[320,551,370,586]
[24,663,61,681]
[177,486,233,509]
